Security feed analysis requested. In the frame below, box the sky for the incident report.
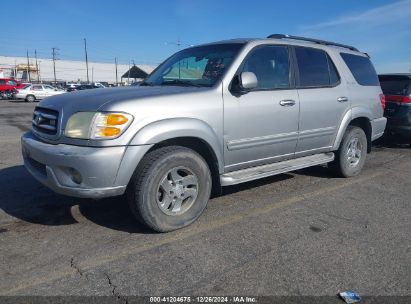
[1,0,410,72]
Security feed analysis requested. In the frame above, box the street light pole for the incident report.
[52,47,58,84]
[35,49,39,82]
[127,60,131,85]
[26,50,31,82]
[115,57,118,85]
[84,38,89,83]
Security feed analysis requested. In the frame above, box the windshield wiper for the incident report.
[160,80,204,87]
[139,81,154,86]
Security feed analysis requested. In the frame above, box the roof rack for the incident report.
[267,34,359,52]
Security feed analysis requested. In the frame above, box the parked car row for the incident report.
[0,78,26,100]
[0,78,108,101]
[14,84,66,102]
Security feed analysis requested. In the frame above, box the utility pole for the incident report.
[52,47,59,84]
[127,60,131,85]
[115,57,118,85]
[26,50,31,82]
[35,49,39,82]
[84,38,89,83]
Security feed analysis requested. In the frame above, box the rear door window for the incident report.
[295,47,340,87]
[378,75,411,95]
[340,53,379,86]
[32,85,43,91]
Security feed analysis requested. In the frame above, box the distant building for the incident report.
[0,55,156,84]
[121,65,150,83]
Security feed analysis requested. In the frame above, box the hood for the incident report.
[35,86,210,143]
[38,86,204,113]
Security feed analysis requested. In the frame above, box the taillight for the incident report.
[385,95,411,104]
[379,93,386,110]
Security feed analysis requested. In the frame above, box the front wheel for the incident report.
[127,146,212,232]
[26,95,36,102]
[329,126,367,177]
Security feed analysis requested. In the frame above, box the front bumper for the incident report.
[21,132,151,199]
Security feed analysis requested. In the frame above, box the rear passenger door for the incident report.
[31,85,45,99]
[293,46,349,156]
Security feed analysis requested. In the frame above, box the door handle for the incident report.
[337,96,349,102]
[279,99,296,106]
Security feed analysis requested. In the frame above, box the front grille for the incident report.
[32,107,59,135]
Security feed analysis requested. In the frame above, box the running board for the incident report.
[220,153,335,186]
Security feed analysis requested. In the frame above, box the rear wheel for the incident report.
[26,95,35,102]
[127,146,212,232]
[329,126,367,177]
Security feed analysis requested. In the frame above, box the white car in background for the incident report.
[15,84,66,102]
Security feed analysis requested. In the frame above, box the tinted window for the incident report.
[0,80,5,85]
[378,75,411,95]
[328,56,340,86]
[341,53,379,86]
[32,85,43,91]
[295,47,331,87]
[241,45,290,90]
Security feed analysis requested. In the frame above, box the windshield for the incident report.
[144,43,244,87]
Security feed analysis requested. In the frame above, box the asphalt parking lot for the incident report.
[0,100,410,299]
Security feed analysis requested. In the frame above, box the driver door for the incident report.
[223,45,300,171]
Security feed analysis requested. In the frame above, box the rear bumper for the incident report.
[371,117,387,141]
[385,104,411,139]
[21,132,151,199]
[386,125,411,139]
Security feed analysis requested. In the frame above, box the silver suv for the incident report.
[21,34,387,232]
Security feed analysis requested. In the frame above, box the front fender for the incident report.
[129,118,224,173]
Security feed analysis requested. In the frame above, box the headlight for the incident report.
[65,112,133,139]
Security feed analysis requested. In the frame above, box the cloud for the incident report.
[302,0,411,31]
[298,0,411,72]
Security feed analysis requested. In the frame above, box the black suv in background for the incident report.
[379,74,411,141]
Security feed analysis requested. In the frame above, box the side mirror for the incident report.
[231,72,258,95]
[240,72,258,90]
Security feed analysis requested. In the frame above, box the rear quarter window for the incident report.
[340,53,379,86]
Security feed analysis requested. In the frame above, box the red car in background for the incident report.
[0,78,26,99]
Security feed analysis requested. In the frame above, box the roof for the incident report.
[121,65,149,79]
[194,36,363,54]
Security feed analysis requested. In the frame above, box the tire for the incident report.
[127,146,212,232]
[26,95,36,102]
[329,126,367,177]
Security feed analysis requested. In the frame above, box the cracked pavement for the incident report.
[0,101,410,298]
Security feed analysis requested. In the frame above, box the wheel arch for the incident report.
[127,118,224,195]
[332,107,373,152]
